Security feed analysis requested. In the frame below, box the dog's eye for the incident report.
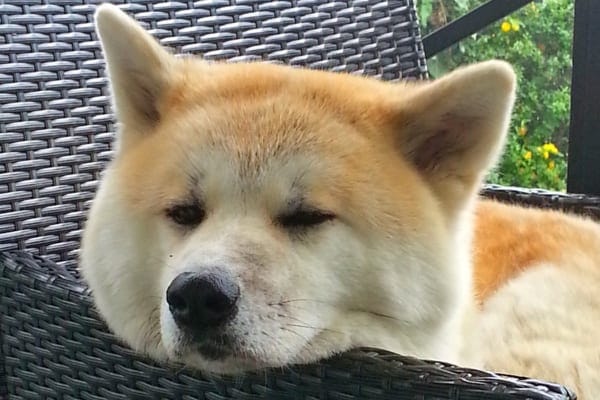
[278,209,335,230]
[166,204,205,227]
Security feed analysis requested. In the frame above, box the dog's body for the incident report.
[81,4,600,398]
[470,201,600,398]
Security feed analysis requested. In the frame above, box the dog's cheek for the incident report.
[81,180,172,360]
[287,225,364,314]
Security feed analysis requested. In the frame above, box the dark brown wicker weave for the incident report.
[0,0,589,398]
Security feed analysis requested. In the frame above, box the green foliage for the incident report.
[418,0,573,191]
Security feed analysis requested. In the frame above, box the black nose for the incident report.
[166,271,240,333]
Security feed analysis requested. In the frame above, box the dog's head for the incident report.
[80,4,515,373]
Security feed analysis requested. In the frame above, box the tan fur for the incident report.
[474,200,600,302]
[81,4,599,397]
[470,200,600,397]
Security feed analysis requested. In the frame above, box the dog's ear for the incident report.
[95,4,173,149]
[396,61,516,216]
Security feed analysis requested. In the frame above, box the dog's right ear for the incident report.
[391,61,516,220]
[95,4,173,149]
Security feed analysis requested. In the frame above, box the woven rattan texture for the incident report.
[0,0,427,271]
[481,184,600,220]
[0,251,575,400]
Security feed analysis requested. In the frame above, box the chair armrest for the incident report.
[482,184,600,219]
[0,251,575,399]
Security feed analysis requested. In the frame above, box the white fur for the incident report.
[84,2,600,390]
[468,262,600,397]
[82,3,512,373]
[82,145,466,372]
[81,7,600,398]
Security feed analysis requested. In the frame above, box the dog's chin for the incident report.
[167,340,288,374]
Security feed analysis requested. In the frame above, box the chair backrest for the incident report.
[0,0,427,270]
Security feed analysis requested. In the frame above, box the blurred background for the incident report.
[418,0,573,191]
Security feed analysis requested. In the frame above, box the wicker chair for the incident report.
[0,0,590,398]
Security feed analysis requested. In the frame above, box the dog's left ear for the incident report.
[396,61,516,216]
[95,4,174,149]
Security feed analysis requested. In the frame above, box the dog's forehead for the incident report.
[121,100,374,215]
[161,60,402,151]
[118,62,410,211]
[169,103,357,196]
[160,86,374,181]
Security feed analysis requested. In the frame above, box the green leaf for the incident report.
[417,0,434,29]
[453,0,470,12]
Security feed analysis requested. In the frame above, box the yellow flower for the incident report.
[542,143,559,155]
[518,126,527,136]
[543,151,549,159]
[501,21,511,33]
[523,151,532,160]
[548,160,555,170]
[511,22,520,32]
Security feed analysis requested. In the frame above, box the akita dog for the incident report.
[81,4,600,398]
